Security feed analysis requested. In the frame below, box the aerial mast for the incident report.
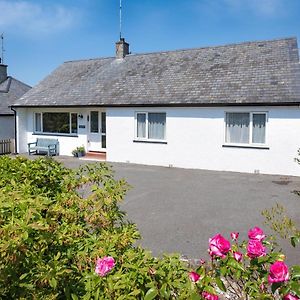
[0,33,4,64]
[119,0,122,40]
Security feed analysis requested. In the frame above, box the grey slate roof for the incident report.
[0,77,31,115]
[13,37,300,107]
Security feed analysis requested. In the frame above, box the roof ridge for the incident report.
[0,77,12,93]
[9,76,32,89]
[62,36,297,64]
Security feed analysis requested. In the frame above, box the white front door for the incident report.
[87,111,106,152]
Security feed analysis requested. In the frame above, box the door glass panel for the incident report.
[101,112,106,134]
[101,135,106,149]
[90,111,99,133]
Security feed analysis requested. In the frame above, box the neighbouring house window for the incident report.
[136,112,166,140]
[34,112,78,134]
[225,112,267,145]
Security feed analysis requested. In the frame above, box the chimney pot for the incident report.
[0,63,7,83]
[116,38,129,59]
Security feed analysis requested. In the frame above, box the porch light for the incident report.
[78,114,83,119]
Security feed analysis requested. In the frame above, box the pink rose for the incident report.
[209,234,231,258]
[248,227,265,241]
[200,258,206,265]
[283,294,300,300]
[268,261,289,284]
[202,291,219,300]
[247,240,266,258]
[95,256,115,277]
[189,271,201,283]
[230,232,239,241]
[233,251,243,262]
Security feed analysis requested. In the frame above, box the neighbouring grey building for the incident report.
[0,61,31,142]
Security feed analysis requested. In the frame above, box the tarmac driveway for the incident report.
[59,157,300,264]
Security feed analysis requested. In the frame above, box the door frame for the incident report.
[87,110,106,152]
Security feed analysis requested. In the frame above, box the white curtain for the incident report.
[252,114,266,143]
[226,113,249,143]
[148,113,166,140]
[137,113,146,138]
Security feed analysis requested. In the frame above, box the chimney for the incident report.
[0,59,8,83]
[115,38,129,59]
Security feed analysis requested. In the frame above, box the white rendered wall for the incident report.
[0,116,14,139]
[107,106,300,176]
[16,106,300,175]
[17,107,90,156]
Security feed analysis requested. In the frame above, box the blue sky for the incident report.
[1,0,300,86]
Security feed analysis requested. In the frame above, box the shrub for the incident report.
[0,156,193,299]
[0,156,299,299]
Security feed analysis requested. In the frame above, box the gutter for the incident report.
[10,107,17,154]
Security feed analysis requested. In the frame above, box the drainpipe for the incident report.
[10,107,17,154]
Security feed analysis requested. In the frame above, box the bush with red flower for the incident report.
[187,227,300,299]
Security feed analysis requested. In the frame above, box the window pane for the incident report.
[252,114,266,144]
[137,113,146,138]
[35,113,41,132]
[43,113,69,133]
[101,112,106,134]
[90,111,99,133]
[226,113,249,143]
[148,113,166,140]
[71,113,78,134]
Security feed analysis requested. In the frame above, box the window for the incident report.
[225,112,267,145]
[34,112,78,135]
[135,112,166,141]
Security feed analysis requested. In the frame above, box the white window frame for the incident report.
[224,111,268,147]
[134,112,167,142]
[34,112,78,135]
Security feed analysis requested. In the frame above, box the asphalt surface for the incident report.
[38,156,300,264]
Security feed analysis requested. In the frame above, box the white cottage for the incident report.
[12,37,300,175]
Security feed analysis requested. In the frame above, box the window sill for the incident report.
[133,139,167,144]
[222,144,269,150]
[33,132,78,137]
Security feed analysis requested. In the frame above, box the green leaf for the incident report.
[290,282,300,297]
[19,273,28,280]
[49,277,57,289]
[215,277,226,292]
[71,294,79,300]
[291,236,300,247]
[271,282,282,294]
[191,292,201,300]
[292,266,300,279]
[144,287,158,300]
[227,258,245,272]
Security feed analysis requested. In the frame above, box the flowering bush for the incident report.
[188,227,300,299]
[0,156,299,299]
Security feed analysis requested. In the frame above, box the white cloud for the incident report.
[0,0,79,36]
[224,0,284,17]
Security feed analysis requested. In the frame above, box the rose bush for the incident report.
[185,227,300,299]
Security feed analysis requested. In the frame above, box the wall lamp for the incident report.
[78,114,84,119]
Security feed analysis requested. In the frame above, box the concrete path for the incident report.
[52,156,300,265]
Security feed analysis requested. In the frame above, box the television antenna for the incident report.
[119,0,122,40]
[0,33,4,64]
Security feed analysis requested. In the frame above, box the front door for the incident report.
[88,111,106,152]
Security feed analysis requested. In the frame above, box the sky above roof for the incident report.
[1,0,300,86]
